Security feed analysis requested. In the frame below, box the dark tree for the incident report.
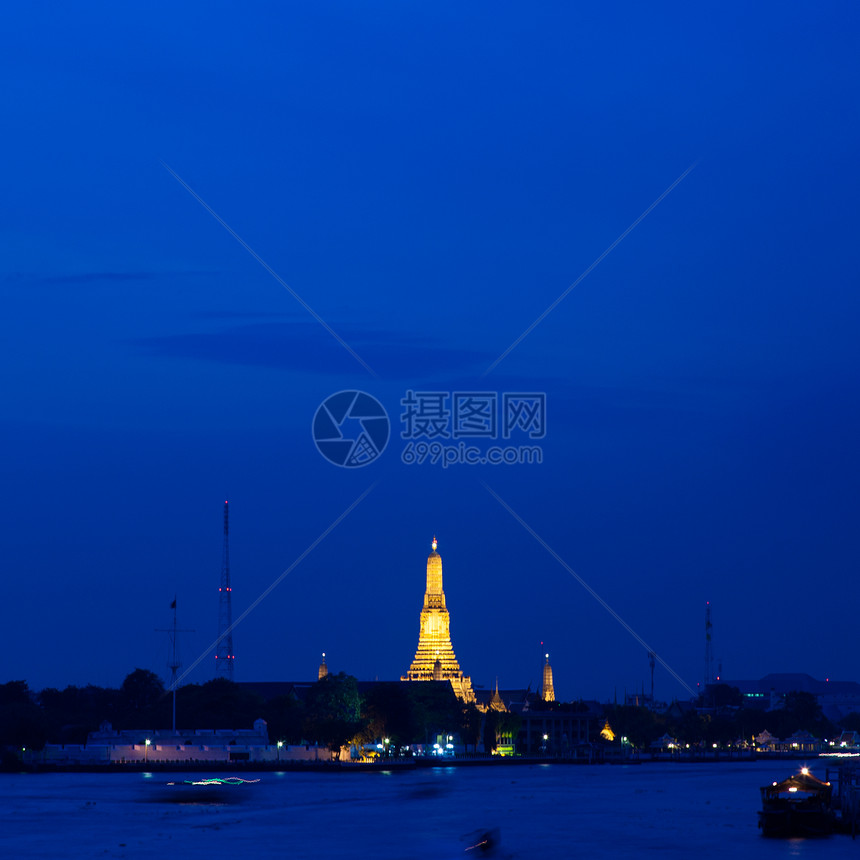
[0,681,47,752]
[176,679,265,731]
[39,684,120,743]
[407,682,462,743]
[460,703,483,752]
[263,695,306,745]
[704,684,744,709]
[783,691,822,728]
[702,714,736,745]
[606,705,661,748]
[761,691,834,741]
[303,673,364,755]
[0,681,32,707]
[359,683,418,750]
[120,669,165,713]
[840,712,860,733]
[732,707,771,743]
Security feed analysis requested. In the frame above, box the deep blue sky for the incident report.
[2,2,858,703]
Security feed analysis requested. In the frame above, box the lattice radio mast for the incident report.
[215,500,235,680]
[704,601,713,688]
[648,650,656,703]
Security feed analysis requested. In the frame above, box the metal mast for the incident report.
[215,500,235,680]
[156,598,194,732]
[704,601,713,688]
[648,650,656,704]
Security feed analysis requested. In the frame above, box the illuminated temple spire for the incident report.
[402,537,475,702]
[489,677,506,712]
[318,652,328,680]
[541,652,555,702]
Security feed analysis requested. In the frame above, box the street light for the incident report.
[277,740,284,763]
[144,738,151,764]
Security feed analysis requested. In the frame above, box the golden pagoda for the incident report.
[541,652,555,702]
[402,537,475,703]
[318,652,328,681]
[488,678,507,712]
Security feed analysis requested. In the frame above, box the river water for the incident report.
[0,762,855,858]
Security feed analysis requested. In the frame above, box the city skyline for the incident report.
[8,522,856,705]
[2,3,858,702]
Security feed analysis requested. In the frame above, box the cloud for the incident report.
[134,320,496,381]
[134,319,765,401]
[190,310,304,321]
[6,271,212,287]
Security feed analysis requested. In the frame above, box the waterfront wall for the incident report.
[24,742,335,766]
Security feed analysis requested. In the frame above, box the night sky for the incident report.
[3,2,858,704]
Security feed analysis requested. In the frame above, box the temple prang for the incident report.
[402,537,475,703]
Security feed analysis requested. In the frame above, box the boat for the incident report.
[759,767,835,837]
[154,776,260,804]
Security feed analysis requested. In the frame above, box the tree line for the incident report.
[4,675,857,763]
[0,670,521,758]
[606,685,860,749]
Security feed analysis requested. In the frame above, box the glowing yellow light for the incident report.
[789,787,798,793]
[145,739,151,746]
[431,536,437,551]
[801,767,809,775]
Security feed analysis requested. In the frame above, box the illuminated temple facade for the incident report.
[541,653,555,702]
[402,537,475,703]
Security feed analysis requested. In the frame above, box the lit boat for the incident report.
[758,768,835,837]
[157,776,260,803]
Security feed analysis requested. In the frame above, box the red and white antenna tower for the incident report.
[704,601,713,688]
[215,500,235,680]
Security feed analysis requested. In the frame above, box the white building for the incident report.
[25,720,336,765]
